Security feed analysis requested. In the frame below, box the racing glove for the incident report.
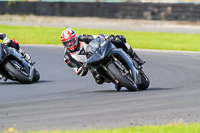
[19,48,31,61]
[76,63,88,76]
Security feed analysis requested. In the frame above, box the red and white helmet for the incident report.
[12,39,19,45]
[61,28,78,51]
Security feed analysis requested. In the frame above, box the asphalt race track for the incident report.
[0,45,200,131]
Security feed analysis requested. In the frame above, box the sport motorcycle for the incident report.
[0,43,40,83]
[86,38,150,91]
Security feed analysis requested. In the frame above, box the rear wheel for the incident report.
[4,61,32,84]
[107,63,137,91]
[138,73,150,90]
[32,69,40,82]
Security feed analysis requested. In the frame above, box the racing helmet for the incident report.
[9,39,20,50]
[12,39,19,45]
[61,28,78,51]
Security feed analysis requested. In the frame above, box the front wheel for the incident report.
[107,63,137,91]
[4,61,32,84]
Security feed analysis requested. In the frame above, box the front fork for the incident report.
[112,55,129,76]
[112,55,138,84]
[101,64,119,84]
[10,60,34,80]
[101,55,138,85]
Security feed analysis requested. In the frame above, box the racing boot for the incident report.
[91,67,104,84]
[126,48,145,66]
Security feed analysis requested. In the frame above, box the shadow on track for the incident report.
[145,87,172,91]
[0,80,52,85]
[86,87,172,93]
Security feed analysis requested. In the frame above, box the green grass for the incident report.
[15,123,199,133]
[3,123,200,133]
[1,24,200,51]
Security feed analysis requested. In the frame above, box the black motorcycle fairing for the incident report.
[7,47,31,75]
[86,38,115,65]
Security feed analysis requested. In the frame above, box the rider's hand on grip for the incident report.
[77,67,87,76]
[76,63,88,76]
[24,53,31,61]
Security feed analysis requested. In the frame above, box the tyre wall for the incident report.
[0,1,200,21]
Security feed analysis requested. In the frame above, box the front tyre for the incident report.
[4,61,32,84]
[107,63,137,91]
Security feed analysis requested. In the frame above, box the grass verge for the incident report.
[15,123,199,133]
[1,24,200,51]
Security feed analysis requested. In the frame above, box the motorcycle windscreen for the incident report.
[86,38,102,64]
[99,41,115,58]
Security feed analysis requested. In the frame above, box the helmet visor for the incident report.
[62,38,78,48]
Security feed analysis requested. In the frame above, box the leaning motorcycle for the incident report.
[86,38,150,91]
[0,43,40,84]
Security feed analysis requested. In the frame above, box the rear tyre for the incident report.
[107,63,137,91]
[138,73,150,90]
[4,61,32,84]
[32,69,40,82]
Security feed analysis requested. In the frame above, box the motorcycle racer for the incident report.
[61,28,145,90]
[0,32,31,80]
[0,32,31,61]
